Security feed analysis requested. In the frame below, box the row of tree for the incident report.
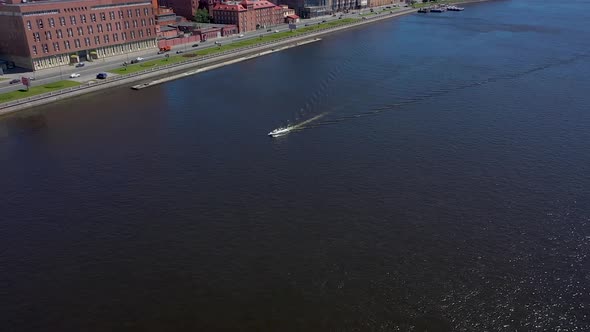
[194,8,211,23]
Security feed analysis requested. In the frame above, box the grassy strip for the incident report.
[0,80,81,103]
[360,7,400,16]
[413,0,456,8]
[110,18,359,75]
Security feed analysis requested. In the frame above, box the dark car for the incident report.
[96,72,107,79]
[267,28,272,32]
[75,62,85,68]
[192,44,199,47]
[130,59,139,64]
[322,20,327,23]
[9,78,20,84]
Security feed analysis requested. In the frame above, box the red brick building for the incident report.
[157,0,199,20]
[0,0,159,70]
[211,0,289,33]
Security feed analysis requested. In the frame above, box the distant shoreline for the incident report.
[0,0,491,116]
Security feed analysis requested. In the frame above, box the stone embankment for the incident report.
[0,1,488,116]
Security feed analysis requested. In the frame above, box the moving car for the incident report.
[70,73,81,78]
[75,62,85,68]
[96,72,107,79]
[136,57,144,61]
[192,44,199,47]
[9,78,20,84]
[274,30,279,33]
[238,34,244,38]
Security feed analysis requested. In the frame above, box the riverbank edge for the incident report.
[0,0,489,116]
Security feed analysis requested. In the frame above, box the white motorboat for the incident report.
[268,127,291,137]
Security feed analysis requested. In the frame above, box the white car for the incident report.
[69,73,81,78]
[136,57,144,61]
[238,34,244,38]
[274,30,279,33]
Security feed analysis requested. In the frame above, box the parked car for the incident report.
[322,20,327,22]
[267,28,272,32]
[274,30,279,33]
[96,72,107,79]
[176,50,184,54]
[192,44,199,47]
[238,34,244,38]
[136,57,144,61]
[75,62,85,68]
[130,59,139,64]
[69,73,81,78]
[9,78,20,84]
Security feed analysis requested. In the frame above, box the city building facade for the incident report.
[211,0,288,32]
[0,0,160,70]
[156,0,199,20]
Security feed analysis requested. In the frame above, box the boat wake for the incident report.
[268,113,328,137]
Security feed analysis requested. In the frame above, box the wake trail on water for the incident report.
[268,112,328,137]
[268,40,375,137]
[311,52,590,128]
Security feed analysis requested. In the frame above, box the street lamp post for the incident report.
[55,55,63,80]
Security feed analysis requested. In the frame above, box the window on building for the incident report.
[49,18,55,27]
[122,32,127,40]
[106,23,111,31]
[42,43,49,53]
[135,9,140,17]
[147,28,152,36]
[141,19,146,27]
[97,24,103,33]
[91,13,96,22]
[127,9,132,18]
[77,27,83,36]
[144,8,149,16]
[53,42,59,51]
[118,10,123,19]
[37,19,43,29]
[139,29,143,37]
[64,40,70,49]
[149,18,154,25]
[125,21,129,29]
[32,45,38,55]
[45,31,52,40]
[101,12,106,21]
[67,28,73,37]
[59,17,66,26]
[27,21,32,30]
[116,22,121,30]
[110,11,115,20]
[104,35,109,43]
[133,20,138,28]
[130,31,135,39]
[57,29,63,38]
[81,14,86,23]
[33,32,40,42]
[70,16,76,25]
[75,39,80,48]
[94,36,100,45]
[113,33,118,42]
[85,37,91,46]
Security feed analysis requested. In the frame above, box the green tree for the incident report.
[194,9,211,23]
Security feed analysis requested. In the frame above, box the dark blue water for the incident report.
[2,0,590,330]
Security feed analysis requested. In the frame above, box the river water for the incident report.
[1,0,590,330]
